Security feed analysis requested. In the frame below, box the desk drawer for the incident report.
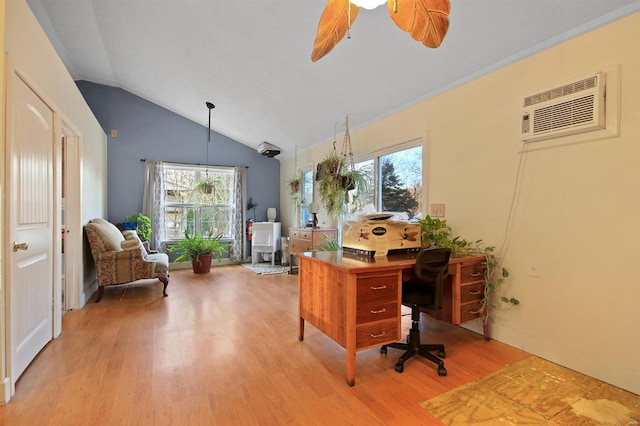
[356,275,398,304]
[356,319,397,348]
[461,282,484,303]
[299,230,313,240]
[460,264,485,284]
[356,300,398,323]
[290,239,312,252]
[460,301,483,323]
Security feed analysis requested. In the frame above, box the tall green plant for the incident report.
[125,213,152,242]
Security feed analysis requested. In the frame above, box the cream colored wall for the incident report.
[1,0,107,396]
[281,12,640,394]
[4,0,107,301]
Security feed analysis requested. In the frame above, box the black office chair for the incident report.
[381,247,452,376]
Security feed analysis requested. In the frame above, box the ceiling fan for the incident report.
[311,0,450,62]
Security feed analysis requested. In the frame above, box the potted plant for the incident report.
[288,175,304,205]
[169,230,230,273]
[418,215,519,335]
[316,151,366,219]
[195,176,215,194]
[124,213,152,242]
[316,234,340,251]
[418,215,450,248]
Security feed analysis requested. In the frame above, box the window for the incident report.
[163,164,234,240]
[299,169,314,225]
[348,143,422,219]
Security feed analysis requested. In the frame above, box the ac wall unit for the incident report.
[521,73,605,142]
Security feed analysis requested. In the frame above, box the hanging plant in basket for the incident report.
[316,116,366,219]
[195,176,215,195]
[288,175,304,205]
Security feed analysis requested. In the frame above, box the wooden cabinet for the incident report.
[289,227,337,252]
[289,227,337,272]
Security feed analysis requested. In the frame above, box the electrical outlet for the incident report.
[527,262,539,277]
[430,203,445,217]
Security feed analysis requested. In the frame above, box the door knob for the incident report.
[13,242,28,252]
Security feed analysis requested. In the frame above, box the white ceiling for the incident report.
[27,0,640,158]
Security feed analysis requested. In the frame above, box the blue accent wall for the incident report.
[76,81,280,224]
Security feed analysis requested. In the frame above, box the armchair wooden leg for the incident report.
[160,277,169,297]
[95,286,104,303]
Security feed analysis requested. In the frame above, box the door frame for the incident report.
[59,120,82,312]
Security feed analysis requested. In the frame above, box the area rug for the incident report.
[241,263,290,275]
[420,355,640,425]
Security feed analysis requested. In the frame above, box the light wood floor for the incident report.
[0,265,530,425]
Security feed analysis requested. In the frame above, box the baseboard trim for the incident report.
[488,321,640,395]
[1,377,11,404]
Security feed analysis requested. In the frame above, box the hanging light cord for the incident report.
[206,102,215,142]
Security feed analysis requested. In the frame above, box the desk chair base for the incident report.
[381,306,447,376]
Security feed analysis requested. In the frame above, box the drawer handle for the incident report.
[470,309,480,315]
[469,272,482,278]
[370,285,387,290]
[370,331,386,338]
[370,308,387,314]
[469,290,482,295]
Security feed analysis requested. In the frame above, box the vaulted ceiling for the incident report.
[27,0,640,158]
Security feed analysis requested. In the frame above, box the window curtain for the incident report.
[142,161,166,251]
[230,166,247,262]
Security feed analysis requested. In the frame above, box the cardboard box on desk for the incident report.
[342,218,421,257]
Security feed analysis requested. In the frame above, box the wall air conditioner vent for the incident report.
[521,73,605,143]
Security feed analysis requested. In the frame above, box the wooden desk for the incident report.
[296,250,486,386]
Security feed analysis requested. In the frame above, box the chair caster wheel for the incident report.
[438,350,446,358]
[438,366,447,376]
[394,362,404,373]
[380,346,387,355]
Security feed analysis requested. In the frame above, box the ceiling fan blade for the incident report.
[311,0,360,62]
[388,0,450,48]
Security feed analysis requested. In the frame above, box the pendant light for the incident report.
[206,101,215,142]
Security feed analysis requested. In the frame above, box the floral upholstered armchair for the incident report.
[84,218,169,302]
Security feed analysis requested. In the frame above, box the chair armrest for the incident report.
[96,248,145,262]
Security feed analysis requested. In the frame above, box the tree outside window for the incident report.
[347,144,422,218]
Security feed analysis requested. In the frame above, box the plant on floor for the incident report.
[169,231,230,273]
[418,215,519,325]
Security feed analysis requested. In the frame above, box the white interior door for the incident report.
[7,71,55,389]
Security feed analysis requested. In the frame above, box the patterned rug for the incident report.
[241,263,290,275]
[420,355,640,425]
